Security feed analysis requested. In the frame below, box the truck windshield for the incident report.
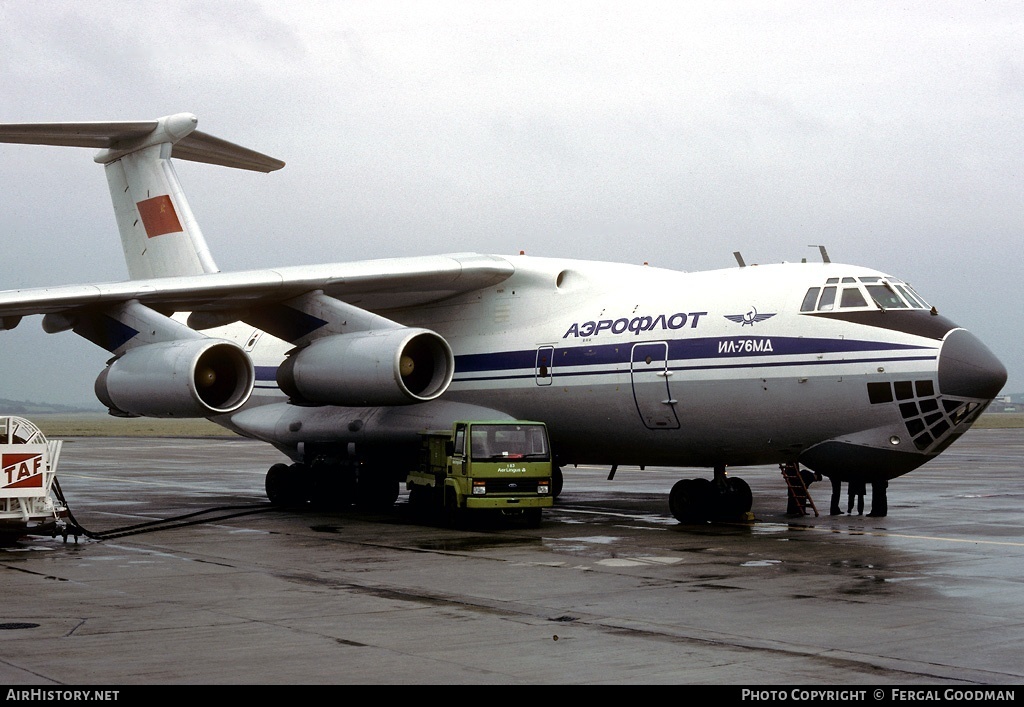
[470,425,550,461]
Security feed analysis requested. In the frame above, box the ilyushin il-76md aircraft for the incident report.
[0,113,1008,522]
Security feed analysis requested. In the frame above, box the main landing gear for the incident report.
[265,461,400,511]
[668,464,752,524]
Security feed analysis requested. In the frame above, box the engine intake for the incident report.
[95,339,255,417]
[277,329,454,406]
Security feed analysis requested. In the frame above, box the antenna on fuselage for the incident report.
[733,251,746,267]
[808,245,831,263]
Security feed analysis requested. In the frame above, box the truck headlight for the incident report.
[472,481,487,495]
[537,481,550,494]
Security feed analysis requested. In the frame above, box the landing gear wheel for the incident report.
[355,470,400,512]
[309,464,355,510]
[723,477,753,517]
[266,463,313,507]
[265,463,292,506]
[668,479,690,522]
[669,478,711,523]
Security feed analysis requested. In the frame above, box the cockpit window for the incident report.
[800,287,820,312]
[896,284,929,309]
[895,286,922,308]
[865,283,909,309]
[803,276,933,312]
[817,286,837,311]
[840,287,867,308]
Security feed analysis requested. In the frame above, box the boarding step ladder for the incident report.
[780,462,818,517]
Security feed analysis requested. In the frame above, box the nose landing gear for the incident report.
[668,465,752,524]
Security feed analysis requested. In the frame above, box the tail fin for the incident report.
[0,113,284,280]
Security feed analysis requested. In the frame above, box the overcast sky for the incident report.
[0,1,1020,406]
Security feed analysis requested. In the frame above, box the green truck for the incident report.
[406,420,554,526]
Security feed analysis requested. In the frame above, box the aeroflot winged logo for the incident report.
[1,452,43,489]
[724,308,776,326]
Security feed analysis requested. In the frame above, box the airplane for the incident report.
[0,113,1008,522]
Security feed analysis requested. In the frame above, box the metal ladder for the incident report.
[780,462,818,517]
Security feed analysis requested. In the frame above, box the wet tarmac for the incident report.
[0,428,1021,685]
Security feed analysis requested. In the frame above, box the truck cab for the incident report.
[406,420,554,526]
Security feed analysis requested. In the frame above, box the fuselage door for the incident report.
[630,341,680,430]
[535,345,554,386]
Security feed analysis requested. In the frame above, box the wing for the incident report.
[0,113,514,419]
[0,251,514,417]
[0,252,514,325]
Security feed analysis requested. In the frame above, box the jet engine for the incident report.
[95,339,255,417]
[276,328,454,406]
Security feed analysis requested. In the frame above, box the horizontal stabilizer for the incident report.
[0,120,157,149]
[0,115,284,173]
[172,130,285,172]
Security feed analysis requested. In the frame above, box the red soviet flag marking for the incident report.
[137,195,183,238]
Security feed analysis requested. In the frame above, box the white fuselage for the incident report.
[222,256,989,481]
[0,114,1004,492]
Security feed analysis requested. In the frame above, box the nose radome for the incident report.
[938,329,1007,400]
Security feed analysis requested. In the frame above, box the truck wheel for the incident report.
[408,484,431,521]
[443,488,464,529]
[408,484,424,509]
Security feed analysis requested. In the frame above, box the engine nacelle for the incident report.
[95,339,255,417]
[277,329,454,406]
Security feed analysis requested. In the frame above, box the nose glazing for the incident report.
[937,329,1007,400]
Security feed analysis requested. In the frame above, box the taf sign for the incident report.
[1,444,47,497]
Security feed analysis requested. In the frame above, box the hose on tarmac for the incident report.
[49,476,277,541]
